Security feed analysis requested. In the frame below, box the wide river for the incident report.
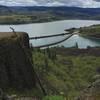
[1,20,100,48]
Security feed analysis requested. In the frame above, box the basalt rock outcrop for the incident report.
[0,32,35,90]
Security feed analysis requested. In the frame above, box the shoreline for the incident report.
[79,34,100,40]
[0,19,100,25]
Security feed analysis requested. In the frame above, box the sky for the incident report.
[1,0,100,8]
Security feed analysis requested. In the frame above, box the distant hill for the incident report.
[0,5,13,14]
[8,6,100,20]
[0,6,100,24]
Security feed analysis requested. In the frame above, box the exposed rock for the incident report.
[0,32,35,90]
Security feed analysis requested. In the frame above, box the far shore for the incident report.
[0,19,100,25]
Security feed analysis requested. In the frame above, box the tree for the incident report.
[75,42,78,48]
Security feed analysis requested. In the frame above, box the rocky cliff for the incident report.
[0,32,35,90]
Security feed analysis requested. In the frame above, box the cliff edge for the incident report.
[0,32,35,90]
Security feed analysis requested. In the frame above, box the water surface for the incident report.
[1,20,100,48]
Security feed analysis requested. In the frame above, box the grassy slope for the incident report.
[0,14,56,24]
[78,24,100,38]
[32,47,100,99]
[1,6,100,24]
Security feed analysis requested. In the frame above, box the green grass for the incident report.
[32,48,100,99]
[5,87,43,98]
[78,24,100,37]
[43,95,64,100]
[0,13,57,24]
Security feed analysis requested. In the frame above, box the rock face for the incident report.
[0,32,35,90]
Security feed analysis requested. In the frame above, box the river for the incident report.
[1,20,100,48]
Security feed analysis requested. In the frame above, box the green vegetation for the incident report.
[66,24,100,38]
[0,14,58,24]
[78,24,100,38]
[32,47,100,99]
[1,6,100,24]
[43,95,64,100]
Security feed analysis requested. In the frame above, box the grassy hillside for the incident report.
[32,47,100,99]
[1,6,100,24]
[0,14,57,24]
[66,24,100,38]
[78,24,100,38]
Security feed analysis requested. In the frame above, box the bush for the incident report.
[43,95,64,100]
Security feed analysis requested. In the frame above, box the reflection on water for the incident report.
[59,35,100,48]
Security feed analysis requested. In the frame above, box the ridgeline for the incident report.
[0,6,100,24]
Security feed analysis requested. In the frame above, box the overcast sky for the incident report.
[1,0,100,8]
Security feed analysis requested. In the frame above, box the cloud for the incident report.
[94,0,100,1]
[0,0,39,6]
[0,0,100,8]
[46,1,66,6]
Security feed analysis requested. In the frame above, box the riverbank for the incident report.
[1,15,99,25]
[78,24,100,38]
[0,14,63,25]
[65,24,100,40]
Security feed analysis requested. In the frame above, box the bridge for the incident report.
[10,27,77,48]
[32,33,75,48]
[29,32,72,40]
[29,29,77,48]
[9,27,77,95]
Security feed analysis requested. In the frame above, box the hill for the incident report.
[32,47,100,99]
[0,5,12,14]
[68,24,100,38]
[7,6,100,20]
[0,6,100,24]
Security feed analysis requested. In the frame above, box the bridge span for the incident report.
[29,32,72,40]
[32,33,75,48]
